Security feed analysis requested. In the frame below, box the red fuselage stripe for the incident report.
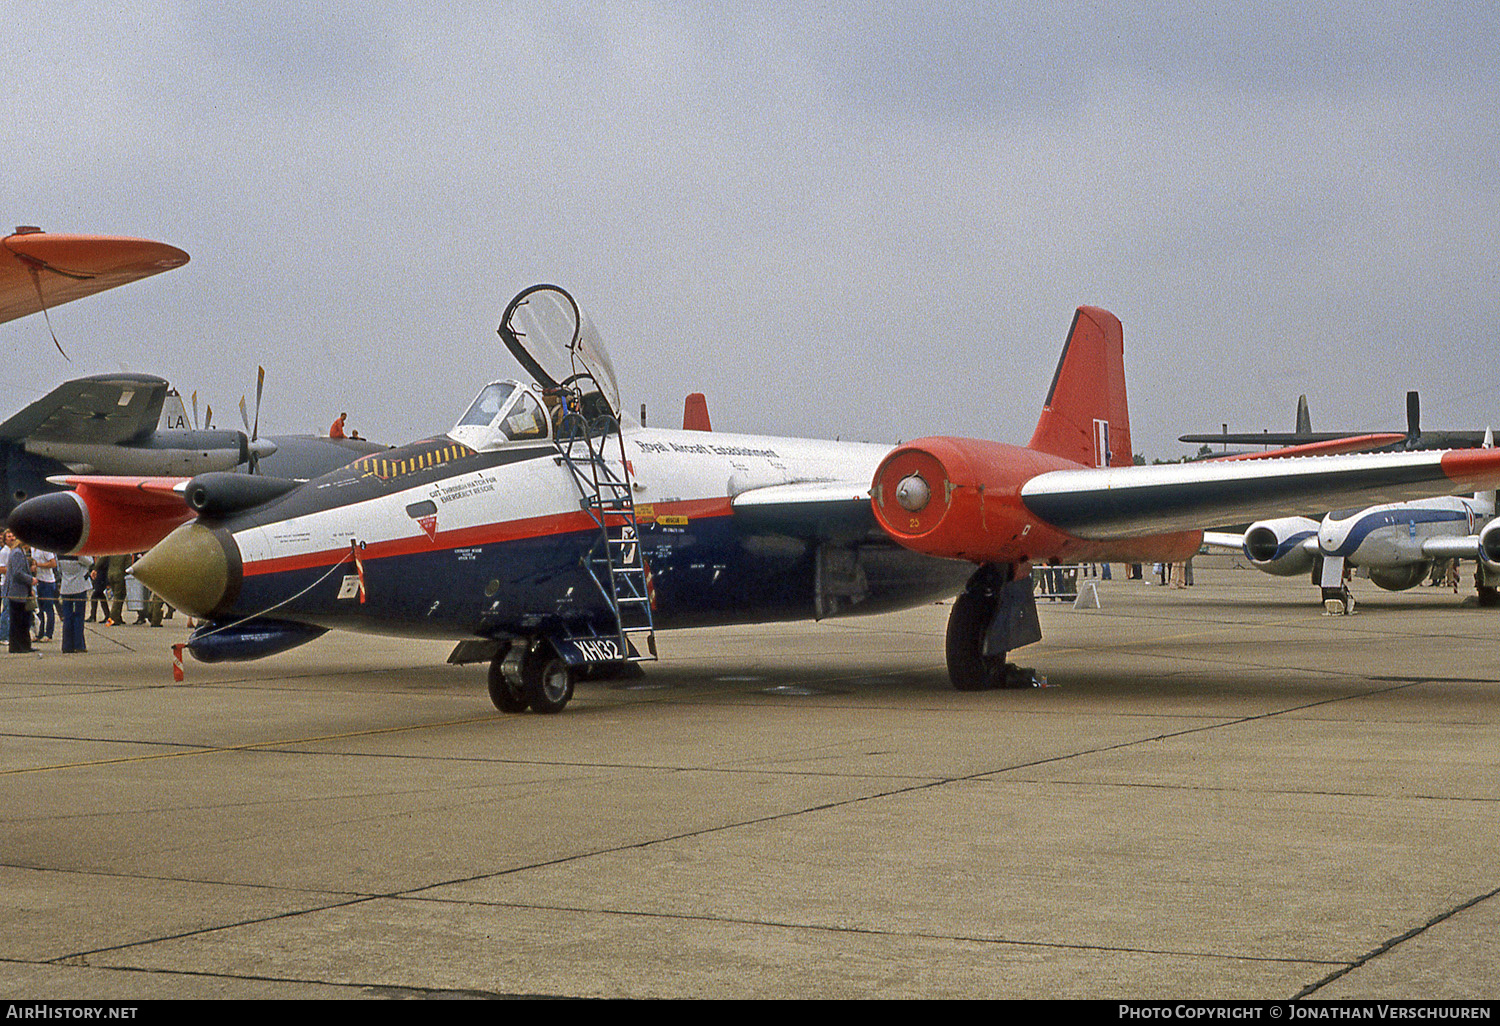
[242,497,734,577]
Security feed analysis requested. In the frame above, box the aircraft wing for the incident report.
[1,230,190,324]
[1020,449,1500,540]
[1421,536,1483,560]
[0,373,170,445]
[730,480,878,540]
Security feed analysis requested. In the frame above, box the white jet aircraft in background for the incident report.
[1205,431,1499,612]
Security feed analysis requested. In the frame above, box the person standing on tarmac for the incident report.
[58,555,93,653]
[31,546,57,642]
[87,554,110,622]
[7,541,35,654]
[104,552,130,626]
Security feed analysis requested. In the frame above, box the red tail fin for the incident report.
[1027,306,1132,468]
[683,393,712,432]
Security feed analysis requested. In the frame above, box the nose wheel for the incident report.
[487,641,576,714]
[522,644,575,714]
[487,647,528,713]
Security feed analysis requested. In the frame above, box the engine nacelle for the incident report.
[870,437,1200,564]
[1240,516,1319,576]
[1479,518,1500,571]
[870,438,1082,563]
[7,478,195,556]
[1368,563,1430,592]
[183,472,300,518]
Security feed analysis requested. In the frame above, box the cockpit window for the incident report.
[449,380,553,451]
[458,382,516,427]
[501,393,548,440]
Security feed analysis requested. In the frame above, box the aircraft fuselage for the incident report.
[1318,495,1488,567]
[144,423,972,644]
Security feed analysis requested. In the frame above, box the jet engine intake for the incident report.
[1241,516,1319,576]
[870,437,1053,563]
[8,479,195,556]
[1479,518,1500,571]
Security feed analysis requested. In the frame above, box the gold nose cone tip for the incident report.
[133,523,229,619]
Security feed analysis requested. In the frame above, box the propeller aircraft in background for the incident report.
[1,226,382,537]
[1203,432,1499,613]
[1181,390,1491,454]
[59,284,1499,717]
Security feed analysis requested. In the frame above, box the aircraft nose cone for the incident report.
[7,491,85,554]
[132,522,236,619]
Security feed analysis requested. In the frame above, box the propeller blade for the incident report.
[204,404,212,430]
[239,396,250,433]
[191,390,199,430]
[253,365,265,441]
[1405,390,1421,450]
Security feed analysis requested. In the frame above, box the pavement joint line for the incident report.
[0,955,557,999]
[0,859,369,899]
[1293,883,1500,999]
[0,714,500,777]
[400,894,1350,967]
[375,681,1428,904]
[45,893,393,964]
[0,675,1431,795]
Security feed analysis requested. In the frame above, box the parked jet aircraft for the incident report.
[88,285,1500,715]
[1203,436,1499,612]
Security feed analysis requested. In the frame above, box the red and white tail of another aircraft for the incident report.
[19,288,1500,710]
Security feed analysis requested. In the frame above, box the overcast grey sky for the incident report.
[5,3,1498,456]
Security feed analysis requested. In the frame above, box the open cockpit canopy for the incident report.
[498,284,621,422]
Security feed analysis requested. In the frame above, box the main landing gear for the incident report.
[945,563,1045,690]
[1475,565,1500,608]
[488,641,576,715]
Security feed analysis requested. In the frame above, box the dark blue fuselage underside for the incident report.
[232,515,970,642]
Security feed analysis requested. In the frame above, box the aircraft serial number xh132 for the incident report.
[65,284,1500,715]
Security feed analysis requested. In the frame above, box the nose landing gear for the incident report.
[487,640,576,714]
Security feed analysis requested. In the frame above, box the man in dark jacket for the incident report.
[7,540,35,654]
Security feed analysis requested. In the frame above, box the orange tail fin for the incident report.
[1027,306,1132,468]
[683,393,712,432]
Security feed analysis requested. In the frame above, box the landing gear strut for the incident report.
[945,563,1044,690]
[1476,565,1500,608]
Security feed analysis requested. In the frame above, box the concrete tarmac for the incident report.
[2,558,1498,999]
